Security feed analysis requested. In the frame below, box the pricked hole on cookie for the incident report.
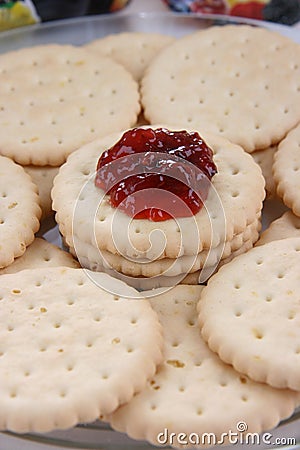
[11,288,21,294]
[277,271,285,279]
[24,370,31,377]
[293,165,300,172]
[288,311,296,320]
[77,279,85,286]
[234,310,242,318]
[39,346,47,352]
[28,304,34,310]
[228,91,235,97]
[178,386,185,392]
[7,325,14,332]
[86,341,94,348]
[220,380,228,387]
[170,74,175,80]
[150,404,157,411]
[295,348,300,355]
[187,117,193,123]
[183,53,190,61]
[0,351,4,357]
[0,218,5,225]
[294,244,300,251]
[35,281,42,287]
[109,110,115,116]
[172,341,179,348]
[21,139,27,144]
[90,128,95,134]
[81,168,90,176]
[252,329,264,340]
[67,364,74,372]
[264,85,269,91]
[130,317,138,325]
[188,319,196,326]
[196,408,203,416]
[94,315,102,322]
[255,124,261,130]
[127,346,134,353]
[234,282,241,290]
[10,391,17,399]
[170,96,175,103]
[255,258,264,265]
[67,299,75,306]
[265,294,273,302]
[241,395,248,402]
[135,228,141,234]
[239,376,248,384]
[113,295,120,301]
[59,390,67,398]
[54,323,61,329]
[101,373,109,380]
[231,189,240,197]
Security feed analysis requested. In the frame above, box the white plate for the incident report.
[0,12,299,450]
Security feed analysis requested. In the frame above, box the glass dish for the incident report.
[0,11,299,450]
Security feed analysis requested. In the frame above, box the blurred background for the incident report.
[0,0,300,31]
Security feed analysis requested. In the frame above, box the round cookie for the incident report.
[24,165,59,220]
[0,155,41,268]
[141,25,300,152]
[85,32,175,82]
[198,237,300,391]
[0,268,163,433]
[0,44,140,166]
[256,210,300,246]
[0,237,79,275]
[109,286,298,447]
[273,123,300,216]
[52,127,265,261]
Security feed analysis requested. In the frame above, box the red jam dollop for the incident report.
[95,128,217,221]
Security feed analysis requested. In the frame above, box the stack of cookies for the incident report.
[52,125,265,288]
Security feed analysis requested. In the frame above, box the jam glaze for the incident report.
[95,128,217,221]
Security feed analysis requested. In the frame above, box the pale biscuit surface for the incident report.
[109,286,298,447]
[85,32,175,81]
[252,146,277,199]
[0,238,79,275]
[256,210,300,246]
[24,165,59,219]
[0,155,41,268]
[273,123,300,216]
[0,268,163,433]
[141,26,300,152]
[52,127,265,260]
[198,237,300,391]
[0,44,140,166]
